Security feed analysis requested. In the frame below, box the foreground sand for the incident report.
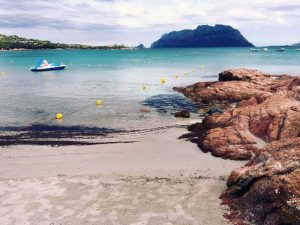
[0,126,244,225]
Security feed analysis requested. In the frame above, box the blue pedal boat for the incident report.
[31,59,66,72]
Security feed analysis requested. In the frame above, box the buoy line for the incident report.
[5,65,206,134]
[12,100,103,133]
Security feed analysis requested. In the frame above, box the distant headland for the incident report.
[151,24,254,48]
[0,34,130,51]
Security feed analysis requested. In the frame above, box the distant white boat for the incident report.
[249,48,259,52]
[276,48,285,52]
[296,48,300,52]
[263,48,268,51]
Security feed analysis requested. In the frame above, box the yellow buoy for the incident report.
[96,99,103,105]
[174,74,179,79]
[160,77,166,84]
[184,72,189,76]
[56,113,63,119]
[142,85,147,91]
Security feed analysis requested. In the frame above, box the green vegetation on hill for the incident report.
[0,34,129,50]
[151,24,254,48]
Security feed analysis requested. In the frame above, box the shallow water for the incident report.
[0,47,299,129]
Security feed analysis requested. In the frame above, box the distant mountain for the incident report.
[135,44,146,49]
[151,25,254,48]
[0,34,129,50]
[292,42,300,46]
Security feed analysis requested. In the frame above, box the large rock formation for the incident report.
[175,68,300,224]
[175,69,300,160]
[222,138,300,225]
[151,25,254,48]
[174,69,296,104]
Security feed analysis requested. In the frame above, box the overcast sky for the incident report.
[0,0,299,47]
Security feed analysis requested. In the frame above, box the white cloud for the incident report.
[0,0,299,46]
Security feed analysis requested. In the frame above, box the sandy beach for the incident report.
[0,126,244,225]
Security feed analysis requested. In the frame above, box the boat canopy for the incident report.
[33,59,44,69]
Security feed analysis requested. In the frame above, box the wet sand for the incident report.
[0,127,244,225]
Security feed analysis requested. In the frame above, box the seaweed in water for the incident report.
[142,94,199,114]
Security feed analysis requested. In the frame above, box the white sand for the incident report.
[0,127,245,225]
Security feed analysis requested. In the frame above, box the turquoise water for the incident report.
[0,47,299,129]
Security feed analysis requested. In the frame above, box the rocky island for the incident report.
[0,34,129,50]
[175,69,300,225]
[151,25,254,48]
[135,43,146,49]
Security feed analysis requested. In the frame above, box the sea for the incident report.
[0,47,299,130]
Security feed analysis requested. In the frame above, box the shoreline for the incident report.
[0,47,135,52]
[0,123,192,147]
[0,126,244,225]
[0,126,244,179]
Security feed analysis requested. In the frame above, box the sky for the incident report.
[0,0,299,47]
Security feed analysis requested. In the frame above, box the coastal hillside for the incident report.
[0,34,128,50]
[151,25,254,48]
[292,42,300,46]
